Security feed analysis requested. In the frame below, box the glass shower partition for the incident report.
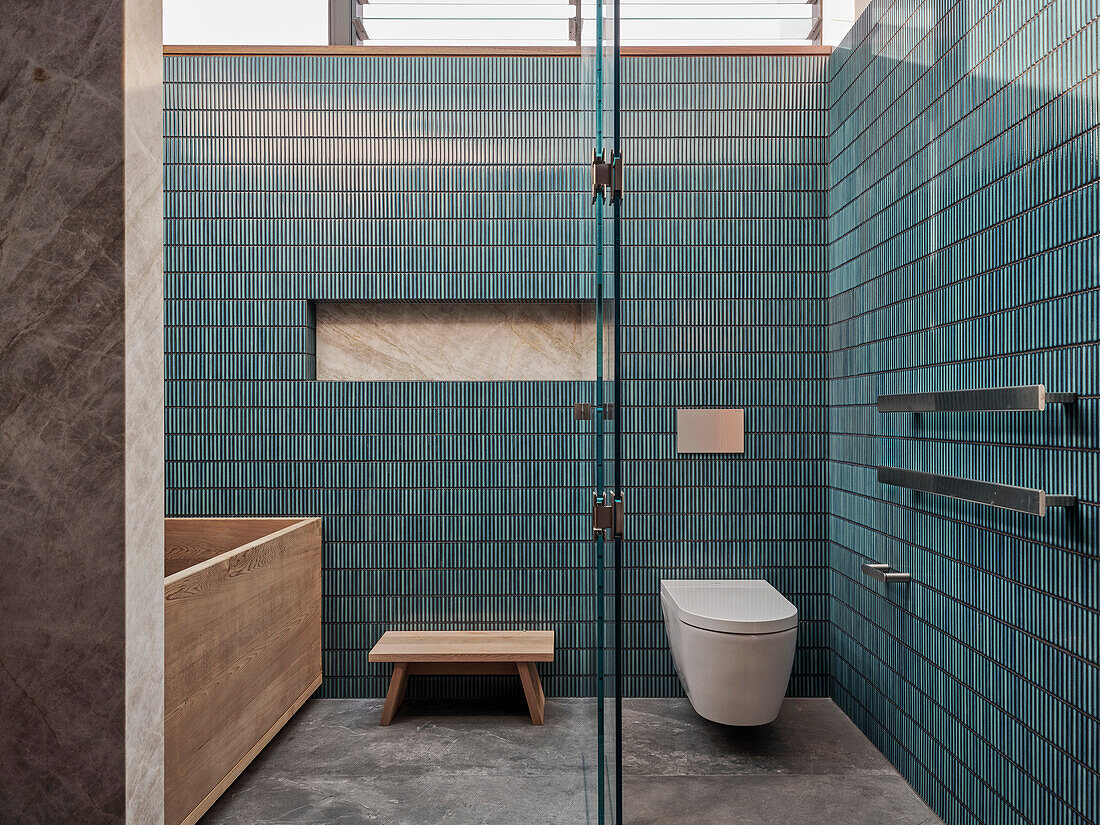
[341,1,623,820]
[583,0,622,821]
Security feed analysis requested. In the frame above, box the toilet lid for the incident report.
[660,579,798,634]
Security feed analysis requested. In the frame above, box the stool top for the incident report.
[368,630,555,662]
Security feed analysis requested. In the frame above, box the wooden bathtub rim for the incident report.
[177,673,323,825]
[164,517,320,589]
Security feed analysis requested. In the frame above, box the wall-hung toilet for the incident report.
[661,579,797,726]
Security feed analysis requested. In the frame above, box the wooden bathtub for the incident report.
[164,517,322,825]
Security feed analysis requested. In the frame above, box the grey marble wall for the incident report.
[0,1,163,823]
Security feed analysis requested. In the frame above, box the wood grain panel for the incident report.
[164,517,322,825]
[517,662,546,725]
[406,662,520,675]
[164,517,302,577]
[368,631,555,662]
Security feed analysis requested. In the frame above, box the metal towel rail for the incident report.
[861,563,910,584]
[878,467,1075,517]
[877,384,1076,413]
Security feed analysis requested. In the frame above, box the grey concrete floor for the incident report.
[621,698,944,825]
[201,697,942,825]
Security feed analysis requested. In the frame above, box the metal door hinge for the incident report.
[592,150,623,203]
[592,491,625,538]
[574,402,615,421]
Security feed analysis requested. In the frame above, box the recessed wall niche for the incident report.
[313,301,598,381]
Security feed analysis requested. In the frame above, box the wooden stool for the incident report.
[368,631,555,726]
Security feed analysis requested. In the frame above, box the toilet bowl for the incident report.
[660,579,797,726]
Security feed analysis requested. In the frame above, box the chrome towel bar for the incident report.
[861,563,910,584]
[878,467,1075,517]
[877,384,1076,412]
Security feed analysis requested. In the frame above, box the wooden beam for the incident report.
[163,45,582,56]
[623,45,831,55]
[163,44,830,57]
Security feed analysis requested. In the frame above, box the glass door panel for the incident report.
[585,0,622,820]
[607,0,623,817]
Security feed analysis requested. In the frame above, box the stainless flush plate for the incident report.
[676,409,745,454]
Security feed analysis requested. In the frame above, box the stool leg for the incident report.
[380,663,409,726]
[517,662,545,725]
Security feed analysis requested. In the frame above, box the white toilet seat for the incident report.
[661,579,798,634]
[660,579,798,726]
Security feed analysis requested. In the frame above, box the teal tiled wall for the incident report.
[165,55,597,699]
[621,55,830,697]
[164,53,831,700]
[826,1,1100,823]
